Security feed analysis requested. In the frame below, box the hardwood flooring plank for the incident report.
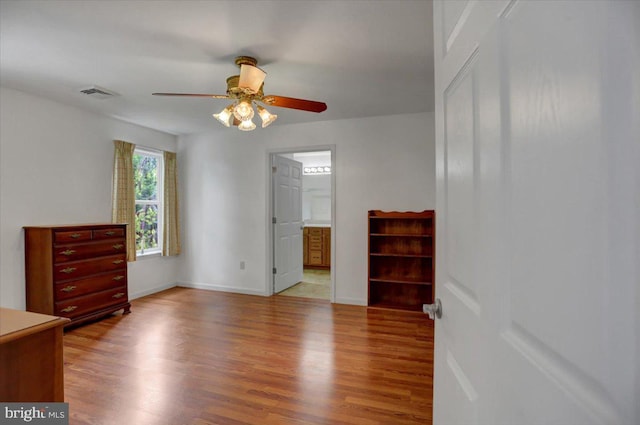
[63,287,433,425]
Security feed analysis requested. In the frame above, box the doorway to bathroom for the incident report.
[269,148,334,301]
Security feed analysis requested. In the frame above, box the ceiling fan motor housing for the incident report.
[234,56,258,68]
[226,75,264,99]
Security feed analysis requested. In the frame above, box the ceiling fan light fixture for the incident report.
[233,99,254,122]
[213,104,234,127]
[154,56,327,132]
[237,119,256,132]
[257,105,278,128]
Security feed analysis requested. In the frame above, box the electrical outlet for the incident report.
[240,261,245,270]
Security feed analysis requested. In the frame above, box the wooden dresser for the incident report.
[24,224,131,327]
[303,226,331,269]
[0,308,69,401]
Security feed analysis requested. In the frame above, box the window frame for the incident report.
[133,147,164,257]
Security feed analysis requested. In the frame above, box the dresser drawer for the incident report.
[53,254,126,281]
[309,251,322,264]
[309,228,323,236]
[54,286,128,318]
[54,240,126,263]
[310,241,322,250]
[93,227,126,240]
[54,230,92,243]
[55,271,127,300]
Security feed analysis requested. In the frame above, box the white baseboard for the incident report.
[129,282,178,300]
[150,282,364,306]
[177,281,266,297]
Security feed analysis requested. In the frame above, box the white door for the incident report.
[433,1,639,424]
[273,155,304,293]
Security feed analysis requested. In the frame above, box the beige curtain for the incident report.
[112,140,137,262]
[163,151,181,256]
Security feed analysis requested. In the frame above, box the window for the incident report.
[133,148,163,255]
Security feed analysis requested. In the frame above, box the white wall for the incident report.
[0,88,434,309]
[177,112,435,305]
[0,87,180,309]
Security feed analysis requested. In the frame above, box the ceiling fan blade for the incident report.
[152,93,229,99]
[232,117,242,126]
[262,95,327,113]
[238,64,266,93]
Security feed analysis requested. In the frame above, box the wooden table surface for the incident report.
[0,307,67,343]
[0,307,69,402]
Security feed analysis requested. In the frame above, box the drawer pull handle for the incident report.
[61,267,77,274]
[112,259,125,265]
[61,306,77,313]
[105,231,116,236]
[112,275,125,281]
[112,292,125,299]
[70,233,82,239]
[61,249,76,256]
[112,244,124,250]
[61,285,76,293]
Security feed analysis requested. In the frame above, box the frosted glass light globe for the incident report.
[238,119,256,131]
[233,100,254,121]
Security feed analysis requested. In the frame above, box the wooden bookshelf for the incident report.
[368,210,435,312]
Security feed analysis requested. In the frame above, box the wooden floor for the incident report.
[63,287,433,425]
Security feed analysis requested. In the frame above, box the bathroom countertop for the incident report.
[304,223,331,228]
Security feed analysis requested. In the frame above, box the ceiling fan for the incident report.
[153,56,327,131]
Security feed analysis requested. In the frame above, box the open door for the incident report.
[273,155,304,293]
[432,1,638,423]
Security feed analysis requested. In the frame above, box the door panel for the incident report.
[273,155,303,293]
[444,48,479,305]
[433,1,639,423]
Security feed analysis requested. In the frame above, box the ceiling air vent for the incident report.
[78,85,118,100]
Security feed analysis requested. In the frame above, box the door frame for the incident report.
[265,145,336,301]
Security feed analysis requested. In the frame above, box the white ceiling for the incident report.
[0,0,434,136]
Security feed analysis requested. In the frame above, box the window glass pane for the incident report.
[133,154,158,201]
[135,203,159,252]
[133,149,162,255]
